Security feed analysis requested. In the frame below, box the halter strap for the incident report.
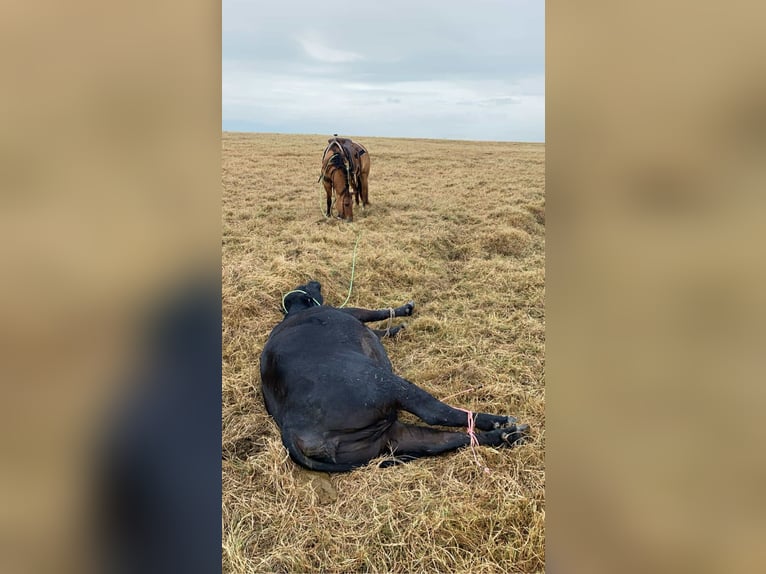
[281,289,322,313]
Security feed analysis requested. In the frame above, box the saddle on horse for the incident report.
[329,136,363,167]
[325,136,366,190]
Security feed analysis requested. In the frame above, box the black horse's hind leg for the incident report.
[384,421,527,461]
[340,301,415,323]
[388,375,517,431]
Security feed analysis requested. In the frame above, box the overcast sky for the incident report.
[223,0,544,142]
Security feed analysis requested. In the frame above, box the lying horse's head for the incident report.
[281,280,324,314]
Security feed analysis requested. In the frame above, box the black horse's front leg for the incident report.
[370,325,406,339]
[339,301,414,323]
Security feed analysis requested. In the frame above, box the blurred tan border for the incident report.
[548,1,766,572]
[4,0,766,572]
[0,2,220,572]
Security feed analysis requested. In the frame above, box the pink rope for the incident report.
[455,407,491,474]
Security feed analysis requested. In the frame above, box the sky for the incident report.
[222,0,544,142]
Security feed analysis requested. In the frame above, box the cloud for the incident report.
[484,96,523,106]
[222,0,544,141]
[458,96,523,107]
[222,64,544,142]
[297,36,363,64]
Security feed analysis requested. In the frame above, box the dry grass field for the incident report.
[222,132,545,573]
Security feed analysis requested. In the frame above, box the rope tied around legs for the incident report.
[384,307,395,337]
[455,408,491,474]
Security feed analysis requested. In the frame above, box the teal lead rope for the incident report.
[280,232,362,312]
[281,289,321,314]
[338,232,361,308]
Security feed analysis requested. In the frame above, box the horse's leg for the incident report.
[383,374,518,431]
[370,325,406,339]
[353,173,361,205]
[338,301,415,322]
[322,178,333,217]
[361,173,369,207]
[383,421,527,461]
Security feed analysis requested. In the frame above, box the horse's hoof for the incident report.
[492,415,516,429]
[500,424,530,446]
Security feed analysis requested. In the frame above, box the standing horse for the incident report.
[319,136,370,222]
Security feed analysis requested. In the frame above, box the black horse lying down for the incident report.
[259,280,529,472]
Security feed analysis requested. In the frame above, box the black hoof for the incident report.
[501,423,530,446]
[492,415,518,429]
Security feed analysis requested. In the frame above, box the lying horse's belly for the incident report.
[294,411,396,464]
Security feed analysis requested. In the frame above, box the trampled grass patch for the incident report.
[222,132,545,573]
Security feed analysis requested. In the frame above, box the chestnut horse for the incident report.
[319,136,370,222]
